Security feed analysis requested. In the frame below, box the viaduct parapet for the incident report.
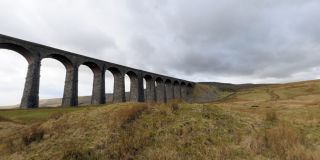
[0,34,195,108]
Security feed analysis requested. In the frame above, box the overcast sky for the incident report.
[1,0,320,106]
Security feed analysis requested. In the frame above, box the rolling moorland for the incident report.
[0,80,320,159]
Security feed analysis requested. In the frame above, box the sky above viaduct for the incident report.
[1,0,320,106]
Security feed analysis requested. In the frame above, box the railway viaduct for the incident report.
[0,34,195,108]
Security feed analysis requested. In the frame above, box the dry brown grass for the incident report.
[103,103,151,159]
[167,99,182,113]
[0,115,23,124]
[213,79,320,159]
[48,112,64,120]
[21,122,44,146]
[0,115,13,122]
[2,77,320,160]
[61,140,98,160]
[115,103,149,127]
[249,124,317,160]
[0,122,45,155]
[263,125,306,159]
[265,110,278,123]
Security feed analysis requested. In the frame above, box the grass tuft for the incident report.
[21,123,44,146]
[265,110,278,123]
[116,103,149,127]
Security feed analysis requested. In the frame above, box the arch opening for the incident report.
[125,74,130,101]
[107,67,125,103]
[143,75,153,102]
[78,65,94,105]
[125,71,138,102]
[181,82,187,99]
[165,79,173,101]
[105,70,114,104]
[165,79,172,85]
[173,81,181,99]
[39,58,66,107]
[156,77,165,102]
[0,49,28,107]
[187,83,193,95]
[156,77,163,85]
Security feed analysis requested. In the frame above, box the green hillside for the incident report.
[0,80,320,159]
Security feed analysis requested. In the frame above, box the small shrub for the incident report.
[49,112,63,120]
[62,151,85,160]
[21,123,44,146]
[61,141,98,160]
[105,103,152,159]
[265,110,278,123]
[174,98,184,103]
[262,125,307,159]
[169,102,179,113]
[116,103,149,127]
[149,101,157,106]
[159,107,169,116]
[0,115,13,122]
[2,136,23,154]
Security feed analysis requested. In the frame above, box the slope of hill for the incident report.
[0,80,320,159]
[199,81,271,92]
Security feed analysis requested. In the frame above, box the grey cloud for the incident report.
[2,0,320,106]
[1,0,320,95]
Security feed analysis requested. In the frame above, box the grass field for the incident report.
[0,105,105,123]
[213,79,320,159]
[0,80,320,159]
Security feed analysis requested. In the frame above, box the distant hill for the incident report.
[198,82,272,92]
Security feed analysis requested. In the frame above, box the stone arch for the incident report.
[81,61,101,74]
[43,54,75,106]
[187,83,192,87]
[39,54,71,107]
[126,70,137,78]
[0,46,29,106]
[155,77,164,85]
[126,71,139,102]
[0,43,40,108]
[107,67,122,77]
[155,77,166,103]
[173,80,181,99]
[181,82,187,99]
[165,79,174,101]
[187,83,193,95]
[79,61,104,105]
[144,74,155,102]
[144,75,153,83]
[0,43,34,63]
[107,67,125,103]
[44,54,73,70]
[46,54,79,107]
